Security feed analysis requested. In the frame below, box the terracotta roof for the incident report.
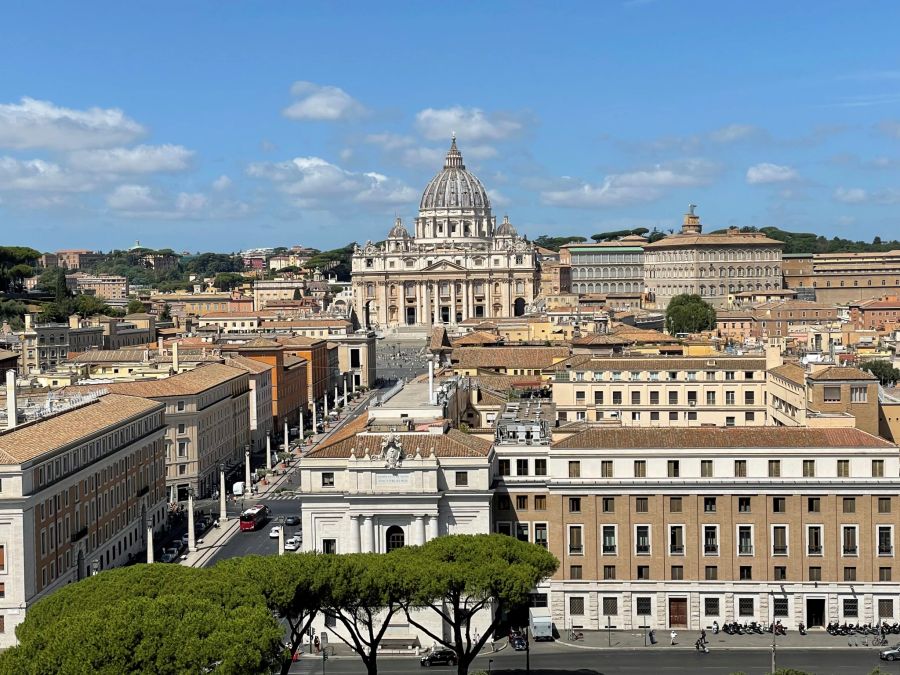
[856,298,900,310]
[610,325,680,343]
[768,363,806,386]
[96,363,246,397]
[572,334,631,346]
[307,427,491,459]
[464,374,544,390]
[643,231,783,248]
[807,366,877,382]
[283,355,308,368]
[223,338,283,350]
[453,346,570,370]
[0,394,164,464]
[429,326,450,351]
[224,354,273,374]
[553,354,766,372]
[276,335,325,347]
[554,427,894,450]
[452,330,502,347]
[263,319,351,327]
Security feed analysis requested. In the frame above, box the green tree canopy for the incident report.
[213,272,246,290]
[860,360,900,386]
[532,235,587,251]
[396,534,558,675]
[665,294,716,335]
[184,252,243,276]
[302,243,356,281]
[126,298,146,314]
[0,564,284,675]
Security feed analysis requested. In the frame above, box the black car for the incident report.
[511,636,527,651]
[420,649,457,667]
[285,515,301,526]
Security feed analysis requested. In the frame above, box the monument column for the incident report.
[349,515,361,553]
[433,281,440,324]
[414,515,426,546]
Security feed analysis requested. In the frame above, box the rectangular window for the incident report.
[594,391,604,405]
[568,461,581,478]
[569,526,583,555]
[704,497,717,513]
[322,539,337,554]
[843,497,856,514]
[636,597,652,616]
[738,525,753,555]
[650,391,660,405]
[837,460,850,478]
[321,472,335,487]
[570,565,583,580]
[636,565,650,580]
[704,525,719,555]
[879,497,891,514]
[773,597,789,617]
[704,597,720,616]
[823,386,841,403]
[744,391,755,405]
[634,460,646,478]
[873,460,885,478]
[844,598,859,617]
[534,459,547,476]
[879,598,894,617]
[515,495,527,509]
[534,524,548,549]
[739,598,754,617]
[734,460,747,478]
[726,391,736,405]
[498,496,512,511]
[670,525,684,555]
[803,460,815,477]
[603,597,618,616]
[636,525,650,555]
[878,526,892,556]
[612,391,622,405]
[569,497,581,513]
[602,497,615,513]
[844,567,857,582]
[706,391,716,405]
[772,497,786,513]
[516,459,529,476]
[701,460,713,478]
[455,471,469,487]
[569,597,585,616]
[768,460,781,478]
[603,565,616,580]
[534,495,547,511]
[738,497,751,513]
[808,497,820,513]
[670,496,682,513]
[631,391,641,405]
[601,460,613,478]
[671,565,684,580]
[667,460,680,478]
[635,497,648,513]
[809,566,822,581]
[851,386,867,403]
[669,411,678,421]
[668,391,678,405]
[602,525,617,554]
[774,566,787,581]
[498,459,510,476]
[773,526,788,555]
[808,526,822,555]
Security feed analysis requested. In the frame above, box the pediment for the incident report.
[422,259,467,272]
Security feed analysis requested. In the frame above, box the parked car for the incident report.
[285,515,301,526]
[284,536,301,551]
[420,649,457,667]
[881,645,900,661]
[180,533,190,547]
[269,526,282,539]
[511,636,527,651]
[165,546,181,558]
[160,552,178,563]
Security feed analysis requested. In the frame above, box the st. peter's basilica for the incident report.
[351,137,538,329]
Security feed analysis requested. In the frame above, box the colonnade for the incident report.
[347,514,440,553]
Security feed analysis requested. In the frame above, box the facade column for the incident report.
[433,281,440,324]
[450,282,457,325]
[462,280,470,321]
[362,516,375,552]
[427,515,439,541]
[422,282,430,326]
[415,283,422,326]
[414,515,426,546]
[349,515,361,553]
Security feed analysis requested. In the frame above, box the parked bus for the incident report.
[239,504,271,532]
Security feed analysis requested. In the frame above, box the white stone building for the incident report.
[351,137,539,329]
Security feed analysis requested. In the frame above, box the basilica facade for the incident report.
[351,138,539,329]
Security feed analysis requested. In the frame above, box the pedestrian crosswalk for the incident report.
[264,492,301,501]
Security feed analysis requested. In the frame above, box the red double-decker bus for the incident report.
[239,504,271,532]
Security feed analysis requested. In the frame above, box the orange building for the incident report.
[221,338,307,429]
[276,335,330,405]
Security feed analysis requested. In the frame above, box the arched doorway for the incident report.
[513,298,526,316]
[386,525,405,552]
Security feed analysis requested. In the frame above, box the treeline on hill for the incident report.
[301,243,356,281]
[0,534,557,675]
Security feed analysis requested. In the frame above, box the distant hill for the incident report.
[708,227,900,255]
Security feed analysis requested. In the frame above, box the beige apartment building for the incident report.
[91,364,250,500]
[783,251,900,305]
[493,424,900,632]
[66,273,129,300]
[0,392,167,647]
[551,355,771,426]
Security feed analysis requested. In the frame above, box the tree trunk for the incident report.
[456,653,474,675]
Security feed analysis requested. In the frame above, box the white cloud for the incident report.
[282,82,367,121]
[833,186,900,205]
[212,175,232,191]
[247,156,415,207]
[541,159,719,208]
[0,97,144,150]
[488,189,510,207]
[106,183,247,219]
[746,163,798,184]
[0,156,95,192]
[415,106,525,142]
[709,124,761,143]
[67,144,194,173]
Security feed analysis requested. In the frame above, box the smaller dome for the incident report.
[496,215,517,237]
[388,217,410,239]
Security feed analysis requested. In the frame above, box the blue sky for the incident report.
[2,1,899,252]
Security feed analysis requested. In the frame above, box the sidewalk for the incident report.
[556,628,895,651]
[179,517,241,568]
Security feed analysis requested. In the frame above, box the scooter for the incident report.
[799,622,807,636]
[712,621,720,635]
[695,638,709,653]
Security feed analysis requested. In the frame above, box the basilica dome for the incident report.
[419,136,491,212]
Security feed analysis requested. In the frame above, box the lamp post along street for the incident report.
[299,408,304,441]
[219,465,227,522]
[244,447,251,494]
[312,400,318,433]
[323,394,328,422]
[334,384,339,409]
[146,519,154,564]
[343,376,348,406]
[266,432,272,472]
[278,517,285,555]
[187,489,196,553]
[284,420,289,456]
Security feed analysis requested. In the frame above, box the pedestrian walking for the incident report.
[700,628,707,644]
[670,630,677,645]
[314,636,320,654]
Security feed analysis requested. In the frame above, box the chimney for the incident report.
[173,342,180,372]
[6,369,17,430]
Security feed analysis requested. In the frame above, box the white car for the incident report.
[284,536,301,551]
[268,526,281,539]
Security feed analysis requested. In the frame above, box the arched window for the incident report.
[386,525,405,552]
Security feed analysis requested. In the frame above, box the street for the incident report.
[375,339,429,384]
[207,498,303,562]
[288,646,894,675]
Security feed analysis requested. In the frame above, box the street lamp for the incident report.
[770,590,777,674]
[218,463,227,523]
[266,430,272,472]
[277,515,286,556]
[244,445,251,495]
[187,486,196,553]
[145,512,154,564]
